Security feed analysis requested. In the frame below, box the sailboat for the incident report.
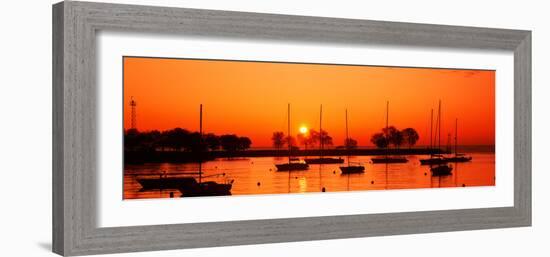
[340,109,365,174]
[429,100,453,176]
[371,101,408,164]
[305,105,344,164]
[444,118,473,162]
[275,104,309,171]
[137,104,233,197]
[420,105,448,165]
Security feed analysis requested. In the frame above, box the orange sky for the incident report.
[123,57,495,147]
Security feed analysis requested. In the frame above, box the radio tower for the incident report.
[130,96,137,130]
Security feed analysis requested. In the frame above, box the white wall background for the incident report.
[0,0,547,256]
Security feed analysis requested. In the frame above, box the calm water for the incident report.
[124,153,495,199]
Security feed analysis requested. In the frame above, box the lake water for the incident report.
[124,152,495,199]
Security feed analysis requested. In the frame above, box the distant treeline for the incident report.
[271,126,420,150]
[124,128,251,153]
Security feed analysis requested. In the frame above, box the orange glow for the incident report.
[123,57,495,147]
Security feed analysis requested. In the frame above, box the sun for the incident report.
[299,126,308,134]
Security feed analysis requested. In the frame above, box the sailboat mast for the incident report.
[386,101,389,157]
[438,100,442,151]
[199,104,203,184]
[288,103,291,165]
[430,109,433,153]
[320,104,323,155]
[455,118,458,156]
[345,109,350,166]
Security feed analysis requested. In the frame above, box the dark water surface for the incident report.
[124,153,495,199]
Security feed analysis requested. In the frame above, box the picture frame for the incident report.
[52,1,531,256]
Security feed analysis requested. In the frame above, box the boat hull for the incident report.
[305,157,345,164]
[275,163,309,171]
[444,156,472,162]
[419,158,448,165]
[339,166,365,174]
[431,165,453,176]
[179,182,232,197]
[137,177,197,191]
[371,157,408,164]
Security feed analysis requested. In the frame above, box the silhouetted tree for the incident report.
[220,134,240,152]
[187,132,206,152]
[271,131,286,150]
[238,137,252,150]
[309,129,332,147]
[344,138,358,149]
[383,126,404,149]
[285,135,297,148]
[204,133,221,151]
[401,128,419,149]
[125,128,252,154]
[370,133,389,149]
[307,129,320,147]
[124,129,162,152]
[164,128,191,151]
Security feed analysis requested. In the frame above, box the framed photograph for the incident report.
[53,1,531,256]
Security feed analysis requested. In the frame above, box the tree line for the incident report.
[272,126,419,150]
[125,128,252,153]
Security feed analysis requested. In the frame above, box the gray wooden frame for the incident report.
[52,1,531,256]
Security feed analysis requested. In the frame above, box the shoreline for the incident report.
[125,148,452,164]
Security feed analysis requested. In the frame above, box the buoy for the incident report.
[295,176,298,179]
[257,182,261,186]
[333,171,336,174]
[371,181,374,184]
[322,187,326,192]
[424,172,427,176]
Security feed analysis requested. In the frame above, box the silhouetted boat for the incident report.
[431,164,453,176]
[420,101,449,166]
[419,154,448,165]
[340,109,365,174]
[444,154,472,162]
[137,175,233,196]
[136,104,233,196]
[444,119,472,163]
[276,104,309,171]
[306,157,344,164]
[371,101,408,164]
[306,105,345,165]
[179,180,233,197]
[425,100,452,175]
[137,176,197,191]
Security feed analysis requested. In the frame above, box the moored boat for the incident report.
[419,154,448,165]
[443,119,473,163]
[339,109,365,174]
[305,157,344,164]
[276,162,310,171]
[431,164,453,176]
[276,104,309,172]
[371,156,408,164]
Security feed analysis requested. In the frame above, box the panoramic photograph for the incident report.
[123,56,496,199]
